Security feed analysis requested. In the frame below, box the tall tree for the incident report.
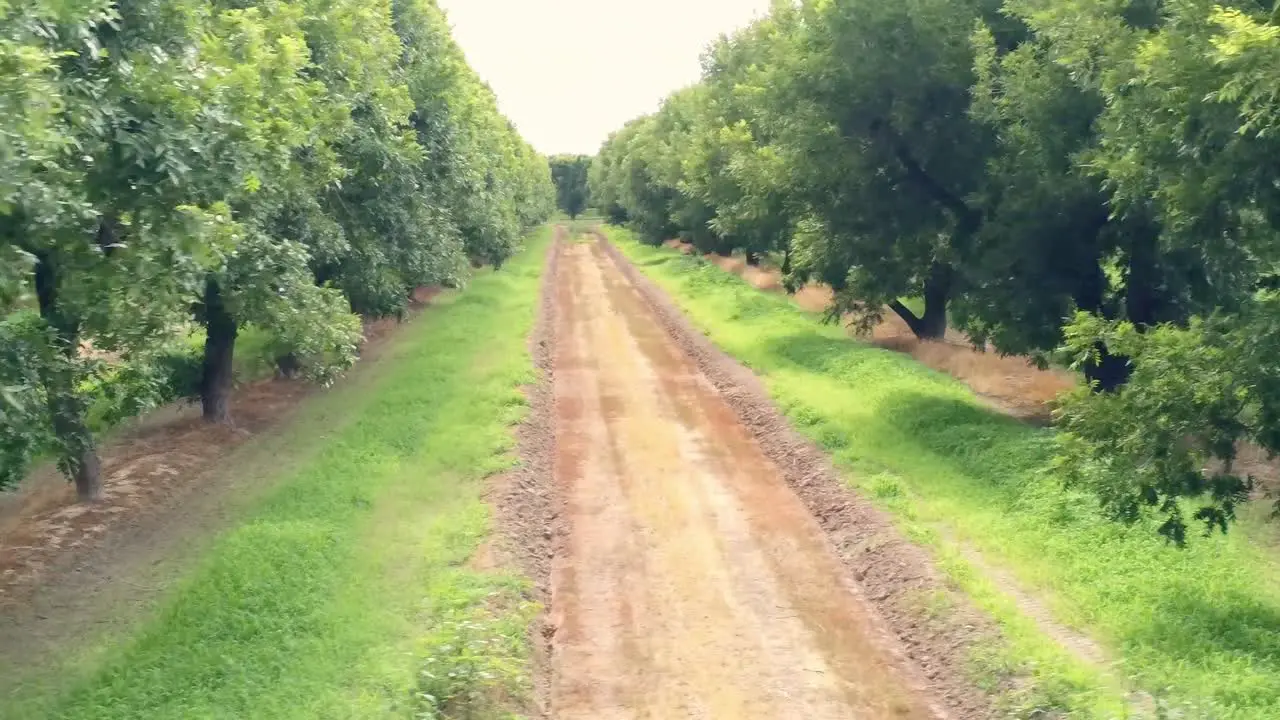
[689,6,806,270]
[589,124,640,225]
[1,0,247,498]
[956,5,1182,390]
[192,0,363,424]
[1040,0,1280,541]
[781,0,1009,340]
[550,154,592,218]
[0,0,552,496]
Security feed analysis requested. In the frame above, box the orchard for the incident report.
[0,0,553,500]
[591,0,1280,542]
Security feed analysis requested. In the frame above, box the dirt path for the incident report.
[548,239,945,719]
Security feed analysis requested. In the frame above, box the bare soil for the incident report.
[0,380,310,608]
[523,232,999,719]
[609,235,1002,718]
[664,240,1075,423]
[488,228,566,717]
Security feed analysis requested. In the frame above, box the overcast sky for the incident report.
[436,0,771,156]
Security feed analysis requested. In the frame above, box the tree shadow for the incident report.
[1136,587,1280,664]
[635,254,678,269]
[453,292,500,310]
[763,331,1050,484]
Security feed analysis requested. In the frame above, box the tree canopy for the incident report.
[0,0,553,498]
[589,0,1280,542]
[550,154,592,218]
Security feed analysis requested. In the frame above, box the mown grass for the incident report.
[12,228,552,720]
[609,226,1280,719]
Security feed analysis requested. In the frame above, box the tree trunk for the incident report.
[276,352,301,379]
[50,394,103,501]
[1124,221,1162,328]
[1077,219,1161,394]
[1063,213,1137,394]
[889,261,952,340]
[868,119,978,338]
[781,246,798,293]
[33,251,103,501]
[200,277,238,424]
[313,262,336,288]
[1084,345,1131,393]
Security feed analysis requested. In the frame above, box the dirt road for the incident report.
[548,239,944,719]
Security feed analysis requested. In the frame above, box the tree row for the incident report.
[1,0,555,500]
[590,0,1280,542]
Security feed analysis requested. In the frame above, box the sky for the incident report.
[436,0,772,157]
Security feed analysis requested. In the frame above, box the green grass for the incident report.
[608,226,1280,719]
[565,215,604,236]
[13,228,553,720]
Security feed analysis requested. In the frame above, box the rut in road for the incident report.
[548,238,945,719]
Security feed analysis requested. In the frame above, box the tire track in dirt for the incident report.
[599,235,1000,719]
[546,239,948,719]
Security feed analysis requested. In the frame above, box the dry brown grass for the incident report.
[664,240,1076,421]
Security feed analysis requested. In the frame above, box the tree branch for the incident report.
[888,299,924,335]
[869,118,980,232]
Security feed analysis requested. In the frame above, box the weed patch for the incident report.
[415,592,537,720]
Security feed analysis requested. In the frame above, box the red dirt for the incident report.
[604,234,1000,717]
[537,234,990,719]
[488,230,564,717]
[666,239,1075,422]
[411,286,444,306]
